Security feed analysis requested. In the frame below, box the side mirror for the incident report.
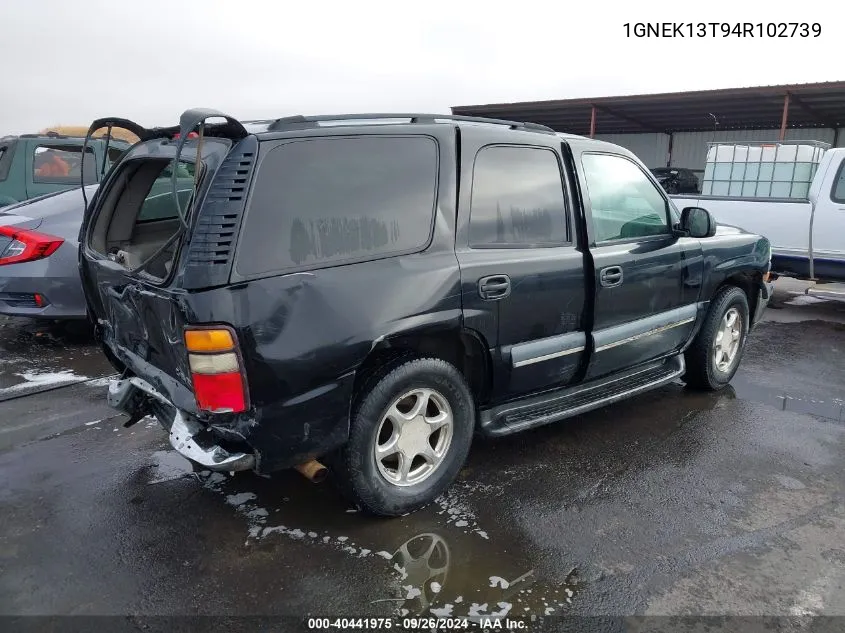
[678,206,716,238]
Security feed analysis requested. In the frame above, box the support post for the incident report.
[666,132,674,167]
[833,127,840,148]
[779,93,790,141]
[589,105,596,138]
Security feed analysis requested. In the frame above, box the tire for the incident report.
[684,286,750,390]
[337,357,475,517]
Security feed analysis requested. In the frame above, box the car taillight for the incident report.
[184,326,248,413]
[0,226,64,266]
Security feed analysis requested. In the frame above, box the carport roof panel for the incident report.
[451,82,845,135]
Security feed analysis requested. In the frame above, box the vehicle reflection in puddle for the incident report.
[144,450,577,619]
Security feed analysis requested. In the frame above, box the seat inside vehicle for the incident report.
[89,158,194,280]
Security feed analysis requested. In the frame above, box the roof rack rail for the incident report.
[267,113,556,134]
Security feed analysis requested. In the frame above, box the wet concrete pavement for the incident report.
[1,281,845,627]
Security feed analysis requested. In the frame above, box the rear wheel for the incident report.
[684,286,749,390]
[337,357,475,516]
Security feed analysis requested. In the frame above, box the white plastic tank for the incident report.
[702,141,827,199]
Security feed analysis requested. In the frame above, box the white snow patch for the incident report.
[785,294,829,306]
[12,370,88,390]
[430,581,442,594]
[376,551,393,559]
[404,585,422,600]
[225,492,257,507]
[430,604,453,617]
[489,576,510,589]
[84,420,102,426]
[85,376,115,387]
[468,603,489,617]
[435,487,490,541]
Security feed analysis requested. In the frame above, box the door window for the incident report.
[33,145,97,185]
[582,153,670,243]
[469,145,569,247]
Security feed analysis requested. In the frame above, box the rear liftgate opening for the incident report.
[81,111,248,281]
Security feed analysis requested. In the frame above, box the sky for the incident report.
[0,0,840,135]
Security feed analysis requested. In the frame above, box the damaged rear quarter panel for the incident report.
[185,250,463,472]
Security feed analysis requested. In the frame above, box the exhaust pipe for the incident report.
[295,459,328,483]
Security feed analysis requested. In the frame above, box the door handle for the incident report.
[599,266,624,288]
[478,274,511,300]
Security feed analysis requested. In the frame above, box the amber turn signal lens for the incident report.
[184,328,235,352]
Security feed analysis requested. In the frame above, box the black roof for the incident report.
[452,82,845,135]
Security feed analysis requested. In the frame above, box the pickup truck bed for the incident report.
[671,147,845,282]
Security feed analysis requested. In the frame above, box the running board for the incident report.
[478,355,685,437]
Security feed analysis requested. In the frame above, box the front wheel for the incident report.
[684,286,750,390]
[337,357,475,516]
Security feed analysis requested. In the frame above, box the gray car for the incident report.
[0,185,96,319]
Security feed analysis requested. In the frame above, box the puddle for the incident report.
[732,375,844,422]
[138,452,581,619]
[148,450,194,484]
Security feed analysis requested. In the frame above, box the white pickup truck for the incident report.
[671,146,845,288]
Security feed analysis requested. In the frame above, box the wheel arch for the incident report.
[352,327,493,409]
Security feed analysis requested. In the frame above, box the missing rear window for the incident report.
[90,158,197,280]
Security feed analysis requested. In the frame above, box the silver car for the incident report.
[0,185,96,319]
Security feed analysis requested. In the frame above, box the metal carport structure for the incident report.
[453,82,845,170]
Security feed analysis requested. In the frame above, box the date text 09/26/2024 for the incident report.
[307,617,528,630]
[624,22,821,37]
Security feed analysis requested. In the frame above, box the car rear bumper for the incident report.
[104,370,351,474]
[0,257,86,319]
[108,376,256,472]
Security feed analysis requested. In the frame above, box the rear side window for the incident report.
[469,145,568,247]
[236,136,438,276]
[0,146,8,181]
[831,160,845,203]
[33,145,97,185]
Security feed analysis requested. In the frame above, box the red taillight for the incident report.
[184,326,247,414]
[0,226,64,266]
[192,373,247,412]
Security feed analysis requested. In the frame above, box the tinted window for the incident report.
[33,145,97,184]
[832,160,845,203]
[469,146,568,247]
[236,136,438,276]
[582,153,670,243]
[108,146,128,166]
[137,161,196,222]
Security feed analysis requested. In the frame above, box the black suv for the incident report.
[79,109,773,516]
[651,167,700,194]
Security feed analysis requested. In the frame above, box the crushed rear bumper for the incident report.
[107,376,256,472]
